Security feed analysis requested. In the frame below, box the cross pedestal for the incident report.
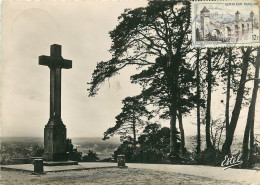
[39,44,72,161]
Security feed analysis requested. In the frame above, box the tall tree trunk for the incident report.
[170,113,177,153]
[249,119,255,168]
[242,107,251,168]
[222,47,252,154]
[217,123,224,150]
[242,47,260,168]
[178,111,185,155]
[196,49,201,154]
[169,52,179,154]
[206,49,213,149]
[133,117,136,150]
[225,48,232,140]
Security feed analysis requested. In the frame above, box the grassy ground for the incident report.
[0,168,246,185]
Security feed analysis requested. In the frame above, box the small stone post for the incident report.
[117,154,126,167]
[33,159,44,174]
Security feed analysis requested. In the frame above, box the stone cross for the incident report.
[39,44,72,161]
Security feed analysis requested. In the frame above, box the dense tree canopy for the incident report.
[88,1,192,153]
[88,0,259,167]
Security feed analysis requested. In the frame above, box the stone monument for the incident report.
[39,44,72,162]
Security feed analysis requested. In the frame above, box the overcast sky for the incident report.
[1,0,259,139]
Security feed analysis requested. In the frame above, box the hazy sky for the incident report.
[1,0,259,139]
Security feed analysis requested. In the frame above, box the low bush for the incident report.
[195,148,224,166]
[82,150,99,162]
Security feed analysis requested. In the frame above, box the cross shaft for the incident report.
[39,44,72,122]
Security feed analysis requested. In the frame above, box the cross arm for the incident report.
[39,56,72,69]
[39,55,51,67]
[62,59,72,69]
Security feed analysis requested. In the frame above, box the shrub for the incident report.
[251,143,260,167]
[132,147,167,163]
[67,149,81,162]
[113,124,180,164]
[31,145,44,157]
[113,140,134,162]
[0,144,31,164]
[82,150,99,162]
[0,153,13,165]
[195,148,223,166]
[66,138,82,161]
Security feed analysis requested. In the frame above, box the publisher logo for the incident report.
[221,152,243,170]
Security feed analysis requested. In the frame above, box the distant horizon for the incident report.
[0,134,248,138]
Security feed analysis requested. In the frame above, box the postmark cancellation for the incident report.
[191,0,260,47]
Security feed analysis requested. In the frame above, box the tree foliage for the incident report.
[103,96,152,143]
[88,0,259,167]
[88,1,194,154]
[82,150,99,162]
[113,123,182,163]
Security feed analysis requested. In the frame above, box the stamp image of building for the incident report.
[196,6,259,42]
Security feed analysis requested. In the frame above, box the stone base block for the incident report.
[43,119,68,161]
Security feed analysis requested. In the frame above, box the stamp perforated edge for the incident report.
[190,0,260,48]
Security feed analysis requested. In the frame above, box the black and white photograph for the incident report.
[0,0,260,184]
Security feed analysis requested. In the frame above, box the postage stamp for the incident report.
[191,0,260,47]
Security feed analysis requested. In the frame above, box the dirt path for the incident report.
[0,168,246,185]
[127,163,260,184]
